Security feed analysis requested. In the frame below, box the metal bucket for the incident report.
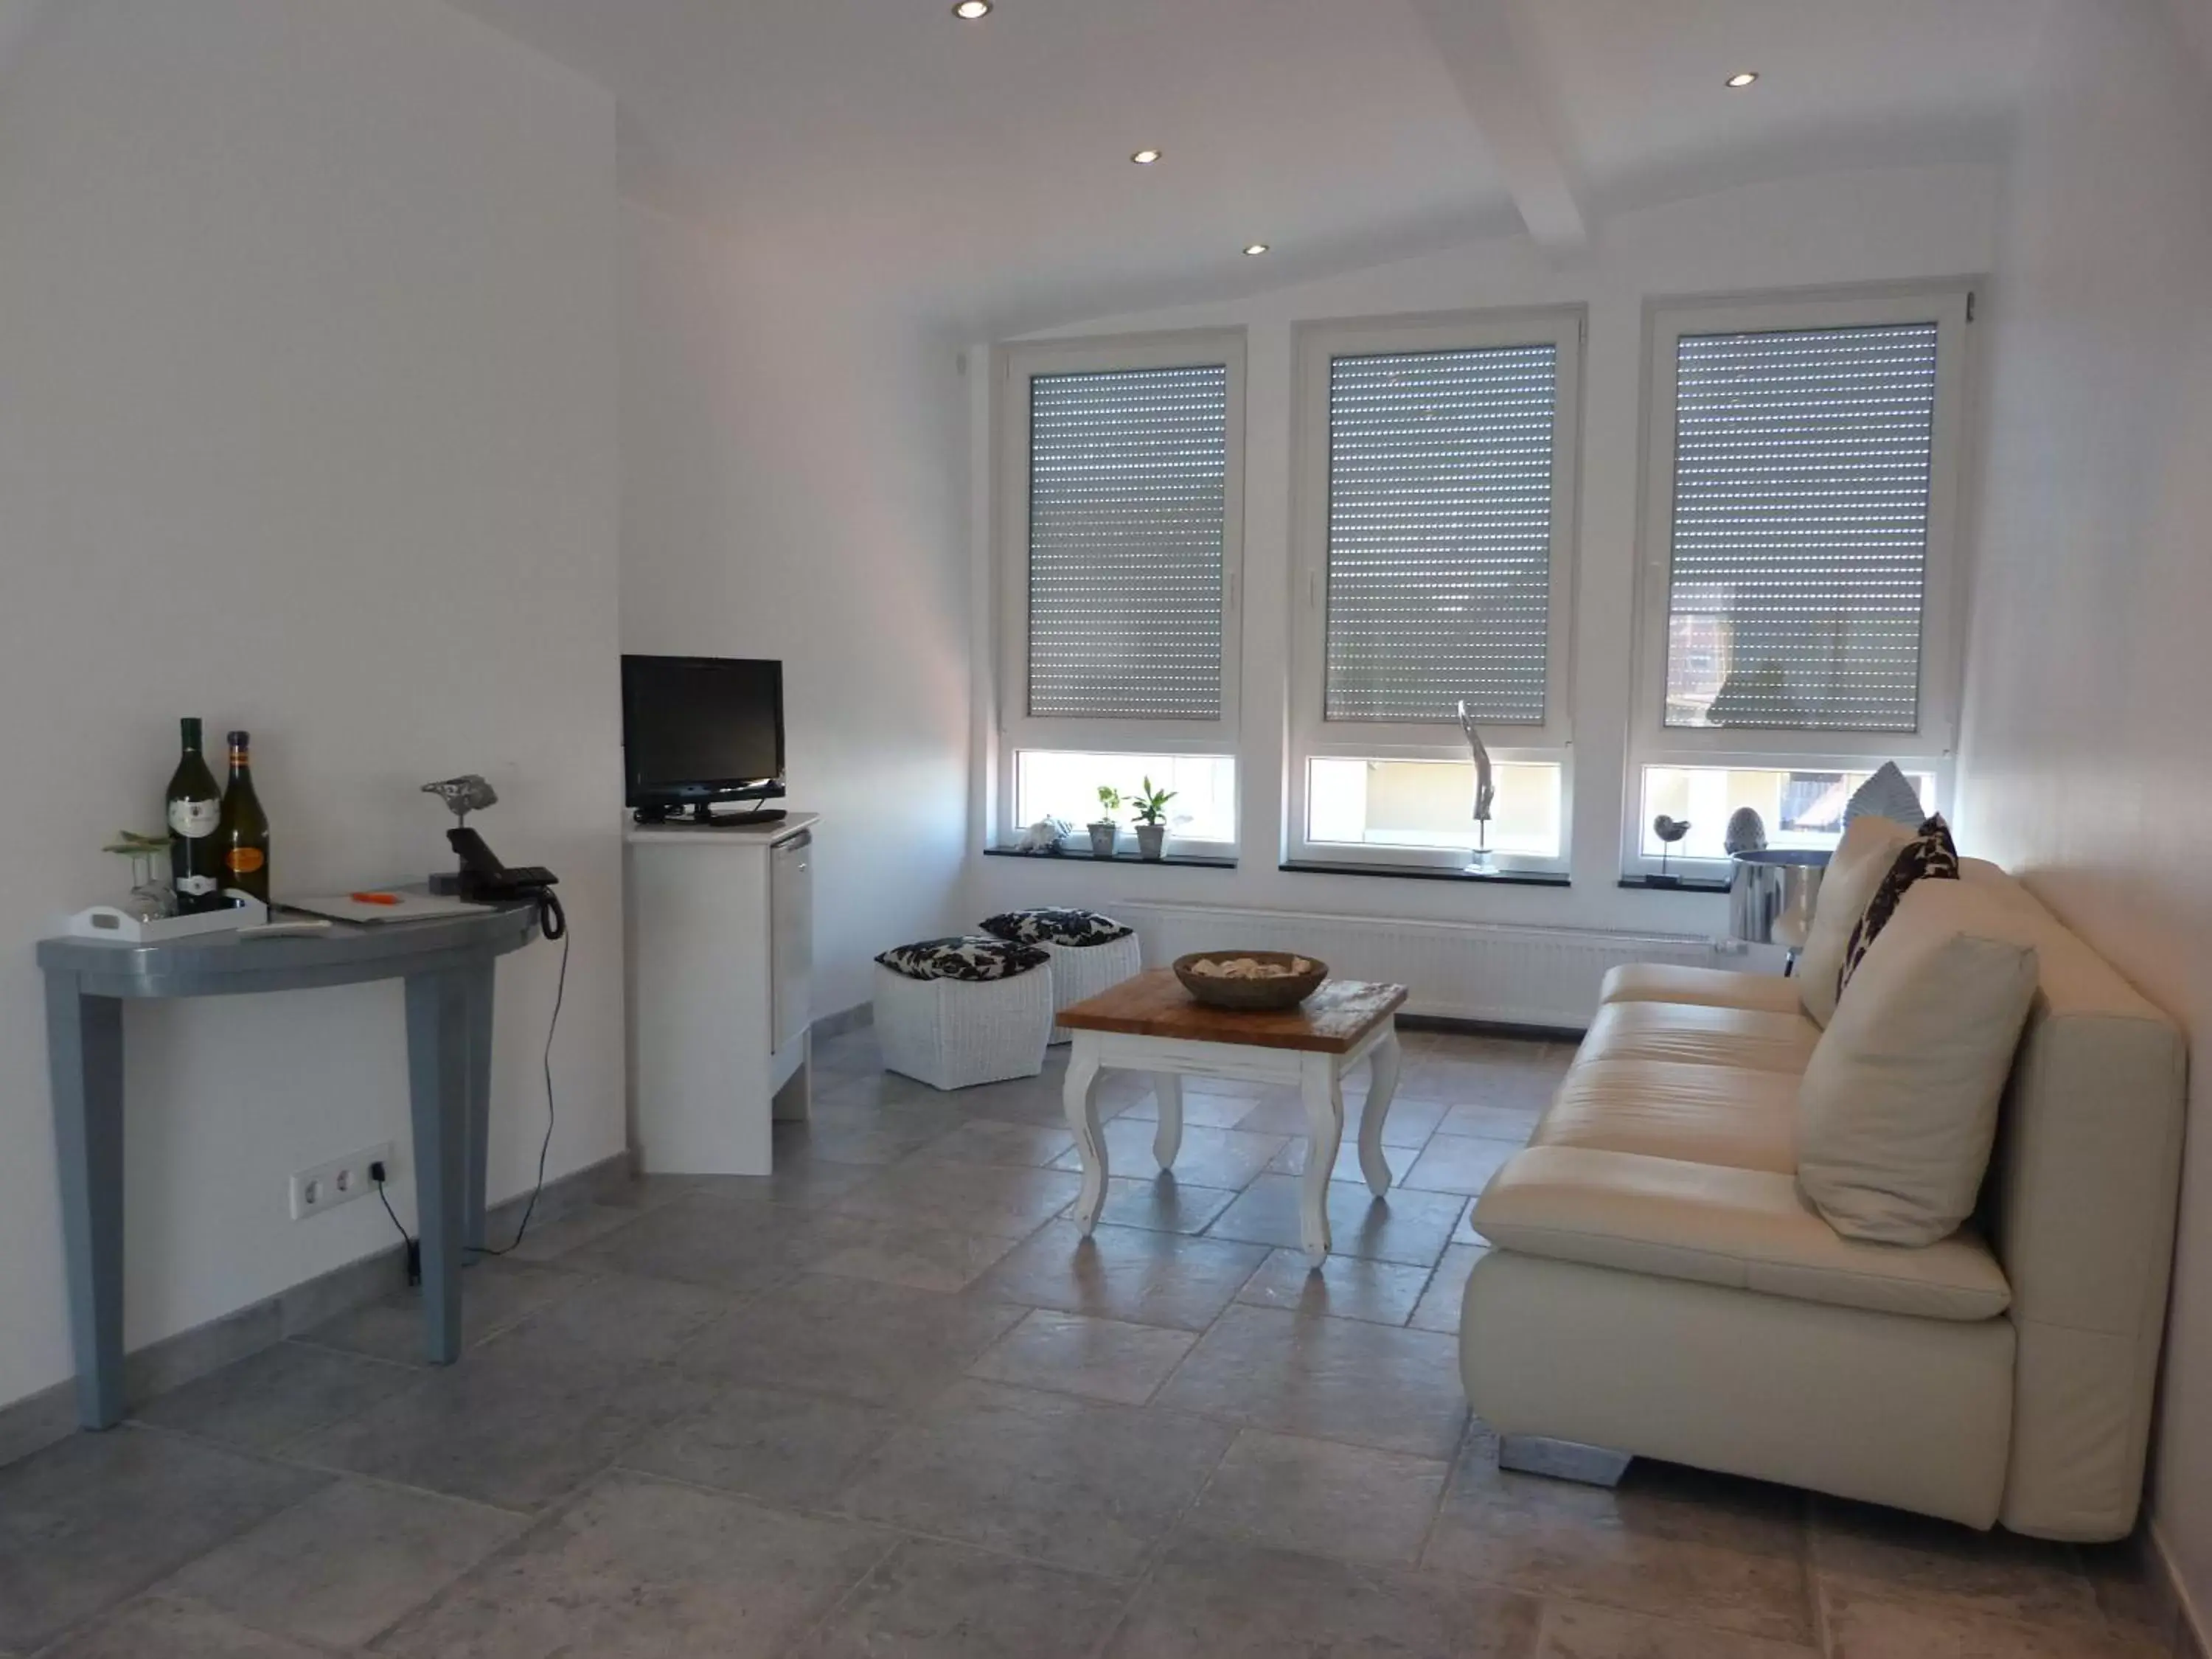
[1729,849,1829,949]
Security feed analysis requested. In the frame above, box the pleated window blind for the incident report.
[1323,344,1559,725]
[1026,364,1226,720]
[1663,322,1938,732]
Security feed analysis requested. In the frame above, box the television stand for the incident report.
[632,804,788,827]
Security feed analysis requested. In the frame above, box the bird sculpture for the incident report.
[1652,814,1692,880]
[421,773,498,827]
[1455,698,1496,872]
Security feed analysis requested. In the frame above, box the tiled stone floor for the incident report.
[0,1027,2186,1658]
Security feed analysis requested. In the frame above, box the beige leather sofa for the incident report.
[1460,860,2185,1539]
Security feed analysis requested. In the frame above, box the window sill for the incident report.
[1281,859,1570,888]
[983,846,1237,870]
[1616,874,1732,894]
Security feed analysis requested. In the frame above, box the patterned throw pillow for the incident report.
[875,936,1048,983]
[1837,815,1961,998]
[978,907,1135,948]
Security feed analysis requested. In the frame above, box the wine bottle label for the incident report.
[169,799,220,838]
[225,846,266,874]
[176,873,219,897]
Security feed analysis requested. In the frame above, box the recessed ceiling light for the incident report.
[951,0,991,18]
[1725,70,1759,88]
[1130,148,1162,165]
[1242,243,1270,257]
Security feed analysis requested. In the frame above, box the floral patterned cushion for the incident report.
[978,907,1135,948]
[875,935,1049,983]
[1838,814,1961,997]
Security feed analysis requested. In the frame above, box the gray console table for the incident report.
[38,904,539,1428]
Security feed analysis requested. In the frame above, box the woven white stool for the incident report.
[1037,933,1144,1043]
[872,953,1053,1091]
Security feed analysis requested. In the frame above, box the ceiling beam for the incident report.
[1410,0,1588,255]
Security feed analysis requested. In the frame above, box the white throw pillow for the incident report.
[1797,814,1914,1026]
[1797,881,2040,1246]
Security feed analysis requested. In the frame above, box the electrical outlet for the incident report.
[290,1141,396,1221]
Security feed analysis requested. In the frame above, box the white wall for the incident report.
[968,164,2000,943]
[1953,0,2212,1627]
[0,0,622,1412]
[620,204,973,1015]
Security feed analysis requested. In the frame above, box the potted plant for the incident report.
[1087,787,1121,859]
[1132,776,1177,860]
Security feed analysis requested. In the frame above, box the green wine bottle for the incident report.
[165,717,225,914]
[218,729,271,905]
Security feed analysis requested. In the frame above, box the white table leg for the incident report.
[1359,1023,1403,1197]
[1299,1054,1346,1266]
[1065,1032,1110,1234]
[1150,1072,1184,1169]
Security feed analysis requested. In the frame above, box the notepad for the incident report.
[281,889,491,925]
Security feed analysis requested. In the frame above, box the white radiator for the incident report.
[1113,901,1724,1032]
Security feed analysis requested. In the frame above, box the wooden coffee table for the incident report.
[1057,970,1410,1266]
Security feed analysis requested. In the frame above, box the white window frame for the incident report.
[1287,308,1583,874]
[1624,284,1972,883]
[994,330,1245,858]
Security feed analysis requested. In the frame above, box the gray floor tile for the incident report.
[1399,1058,1565,1110]
[289,1326,717,1512]
[827,1159,1085,1237]
[911,1118,1077,1168]
[495,1201,651,1262]
[790,1535,1130,1659]
[804,1220,1022,1292]
[1438,1100,1546,1141]
[375,1470,891,1659]
[1815,1578,2164,1658]
[1262,1135,1422,1186]
[1116,1088,1265,1128]
[0,1388,77,1472]
[673,1158,890,1211]
[159,1478,526,1649]
[970,1220,1269,1332]
[295,1258,587,1367]
[1234,1248,1432,1326]
[1401,1133,1523,1196]
[1205,1174,1467,1267]
[776,1104,975,1166]
[131,1340,417,1453]
[619,1384,902,1509]
[839,1380,1234,1576]
[1082,1174,1240,1234]
[560,1192,826,1294]
[0,1427,327,1652]
[1236,1091,1451,1149]
[1105,1532,1543,1658]
[1183,1428,1449,1565]
[1537,1599,1820,1657]
[967,1310,1197,1405]
[495,1270,734,1362]
[1410,1243,1486,1334]
[1155,1304,1469,1459]
[1425,1436,1815,1645]
[674,1273,1027,1407]
[1051,1119,1290,1191]
[35,1593,327,1658]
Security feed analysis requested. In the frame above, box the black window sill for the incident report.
[983,846,1237,870]
[1280,859,1570,888]
[1616,874,1732,894]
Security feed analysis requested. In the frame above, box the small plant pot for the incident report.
[1135,824,1167,861]
[1086,822,1119,859]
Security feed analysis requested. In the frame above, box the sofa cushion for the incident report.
[874,936,1049,983]
[978,907,1135,947]
[1534,1058,1798,1175]
[1599,962,1805,1017]
[1472,1144,2011,1321]
[1798,814,1914,1026]
[1798,880,2040,1245]
[1579,1000,1818,1076]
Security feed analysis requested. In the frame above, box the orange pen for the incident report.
[348,891,401,905]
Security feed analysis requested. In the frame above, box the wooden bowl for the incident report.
[1173,950,1329,1012]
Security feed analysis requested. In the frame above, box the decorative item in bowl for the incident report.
[1173,950,1329,1011]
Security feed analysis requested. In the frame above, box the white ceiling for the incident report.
[448,0,2046,336]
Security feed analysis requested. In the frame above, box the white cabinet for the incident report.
[624,814,816,1175]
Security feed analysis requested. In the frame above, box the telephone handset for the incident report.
[448,827,557,902]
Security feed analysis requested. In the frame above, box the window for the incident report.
[993,332,1245,855]
[1627,288,1969,878]
[1288,310,1582,871]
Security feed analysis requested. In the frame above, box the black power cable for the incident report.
[371,887,570,1276]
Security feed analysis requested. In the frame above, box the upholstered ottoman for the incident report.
[872,936,1054,1090]
[980,908,1143,1043]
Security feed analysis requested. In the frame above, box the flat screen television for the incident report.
[621,655,786,821]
